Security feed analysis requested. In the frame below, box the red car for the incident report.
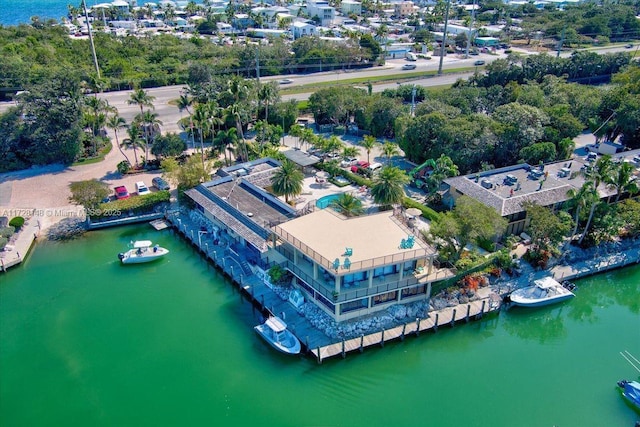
[114,185,130,200]
[350,161,370,173]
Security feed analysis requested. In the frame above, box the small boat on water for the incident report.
[254,316,301,355]
[118,240,169,264]
[617,380,640,412]
[508,276,575,307]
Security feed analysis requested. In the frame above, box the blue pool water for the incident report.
[315,194,341,209]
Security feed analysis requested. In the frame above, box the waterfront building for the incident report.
[271,209,438,322]
[185,158,442,322]
[442,149,640,236]
[341,1,362,16]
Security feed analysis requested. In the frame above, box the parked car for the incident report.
[279,79,293,84]
[367,162,383,173]
[114,186,130,200]
[474,60,485,66]
[402,64,417,70]
[625,43,633,49]
[350,161,370,173]
[152,177,170,191]
[135,181,150,195]
[340,157,358,167]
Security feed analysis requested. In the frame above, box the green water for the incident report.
[1,225,639,427]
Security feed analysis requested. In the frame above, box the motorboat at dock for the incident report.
[507,276,575,307]
[254,316,301,355]
[118,240,169,264]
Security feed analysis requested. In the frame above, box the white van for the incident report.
[135,181,150,195]
[368,162,383,173]
[405,52,417,61]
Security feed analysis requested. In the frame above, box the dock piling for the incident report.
[342,340,346,358]
[359,335,364,353]
[415,317,421,336]
[380,329,385,347]
[434,313,439,332]
[401,323,406,340]
[466,304,471,322]
[451,309,456,327]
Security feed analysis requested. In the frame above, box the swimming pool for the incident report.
[316,193,341,209]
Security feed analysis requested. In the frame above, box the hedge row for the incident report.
[92,191,171,218]
[402,197,440,222]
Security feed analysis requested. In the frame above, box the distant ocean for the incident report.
[0,0,72,26]
[0,0,201,27]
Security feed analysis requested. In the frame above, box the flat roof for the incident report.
[282,149,321,167]
[274,209,435,272]
[445,149,640,216]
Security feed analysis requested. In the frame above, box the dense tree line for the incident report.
[0,24,375,100]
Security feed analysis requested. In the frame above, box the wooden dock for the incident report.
[168,211,503,363]
[149,219,169,230]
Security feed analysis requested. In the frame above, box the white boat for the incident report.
[118,240,169,264]
[508,276,575,307]
[254,316,301,355]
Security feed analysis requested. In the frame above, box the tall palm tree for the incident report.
[330,193,364,217]
[565,181,598,247]
[605,161,638,202]
[579,154,613,245]
[381,141,399,165]
[192,103,210,170]
[177,92,195,149]
[323,135,344,157]
[361,135,378,164]
[106,114,131,166]
[138,110,163,161]
[128,88,155,116]
[288,124,303,149]
[370,166,409,208]
[226,103,249,161]
[213,128,239,166]
[257,81,279,123]
[124,122,145,168]
[271,160,303,204]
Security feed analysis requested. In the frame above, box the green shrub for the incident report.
[476,236,495,252]
[0,226,15,238]
[401,197,440,222]
[9,216,25,229]
[92,191,170,218]
[117,160,131,174]
[0,236,7,250]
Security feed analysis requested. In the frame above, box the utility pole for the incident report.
[83,0,101,80]
[255,48,260,82]
[556,26,566,58]
[438,0,451,76]
[465,0,477,59]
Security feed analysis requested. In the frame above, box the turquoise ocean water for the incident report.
[1,0,74,26]
[1,225,639,426]
[0,1,205,26]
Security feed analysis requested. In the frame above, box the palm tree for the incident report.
[124,122,145,168]
[425,154,459,193]
[300,127,316,152]
[578,154,613,245]
[177,92,195,149]
[128,88,155,116]
[106,114,131,166]
[226,103,249,161]
[288,124,303,149]
[329,193,364,217]
[565,181,598,247]
[381,141,399,165]
[370,166,409,208]
[137,110,163,161]
[341,145,360,159]
[192,103,210,170]
[271,160,304,204]
[605,161,638,202]
[323,135,344,157]
[213,128,239,166]
[361,135,378,164]
[257,81,279,123]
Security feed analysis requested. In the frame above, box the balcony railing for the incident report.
[271,224,431,275]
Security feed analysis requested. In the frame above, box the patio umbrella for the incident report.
[406,208,422,219]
